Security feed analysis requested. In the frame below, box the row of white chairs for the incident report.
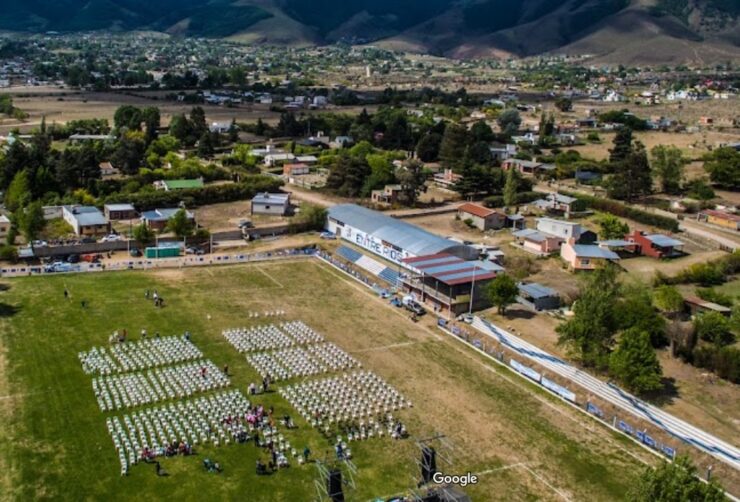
[80,336,202,375]
[279,321,324,345]
[107,390,250,475]
[307,343,360,372]
[246,342,360,382]
[280,371,411,429]
[93,360,229,411]
[248,310,286,318]
[247,348,321,381]
[222,324,294,353]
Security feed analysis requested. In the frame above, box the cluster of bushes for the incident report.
[105,176,283,212]
[690,345,740,383]
[562,191,680,232]
[483,191,541,208]
[656,251,740,286]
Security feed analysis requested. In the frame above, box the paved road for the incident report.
[470,317,740,471]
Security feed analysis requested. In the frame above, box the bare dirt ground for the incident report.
[194,200,294,230]
[619,251,727,278]
[0,87,376,133]
[569,129,740,162]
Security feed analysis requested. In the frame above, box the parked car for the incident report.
[130,248,142,257]
[402,296,426,315]
[186,246,205,255]
[99,234,123,243]
[32,240,48,247]
[80,237,96,244]
[238,220,254,229]
[320,231,336,240]
[67,254,80,263]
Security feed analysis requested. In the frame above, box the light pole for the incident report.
[468,265,477,315]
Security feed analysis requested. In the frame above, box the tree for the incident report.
[416,133,442,162]
[616,284,667,347]
[113,105,143,131]
[651,145,686,194]
[497,109,521,137]
[695,312,735,347]
[18,201,45,242]
[609,127,633,164]
[395,160,427,206]
[132,223,154,247]
[111,132,146,175]
[555,97,573,112]
[487,274,518,315]
[169,114,194,146]
[470,121,494,143]
[197,132,215,158]
[596,213,629,240]
[609,328,663,393]
[703,147,740,189]
[296,204,327,231]
[190,107,207,138]
[653,285,684,317]
[439,123,469,169]
[629,455,726,502]
[142,106,161,145]
[537,113,555,143]
[166,209,194,238]
[607,141,652,202]
[4,169,31,212]
[557,266,621,368]
[503,167,519,208]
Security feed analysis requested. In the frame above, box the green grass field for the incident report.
[0,261,652,501]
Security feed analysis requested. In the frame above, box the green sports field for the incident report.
[0,260,653,501]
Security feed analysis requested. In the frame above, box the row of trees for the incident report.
[323,141,426,203]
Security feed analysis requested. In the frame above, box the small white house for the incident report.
[536,218,583,241]
[62,206,110,236]
[251,193,291,216]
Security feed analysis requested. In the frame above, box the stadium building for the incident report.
[326,204,502,316]
[326,204,479,265]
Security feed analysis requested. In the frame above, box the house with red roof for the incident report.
[457,203,506,231]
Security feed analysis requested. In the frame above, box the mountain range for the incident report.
[0,0,738,63]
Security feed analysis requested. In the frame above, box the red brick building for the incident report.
[625,231,685,259]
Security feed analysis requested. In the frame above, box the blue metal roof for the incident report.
[571,245,620,260]
[645,234,684,248]
[518,282,558,299]
[328,204,477,258]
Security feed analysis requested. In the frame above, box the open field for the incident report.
[0,260,659,501]
[0,87,376,134]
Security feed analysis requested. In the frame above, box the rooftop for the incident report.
[458,203,497,219]
[104,203,135,212]
[570,244,620,260]
[63,206,107,226]
[518,282,559,299]
[644,234,684,248]
[252,193,291,205]
[328,204,477,258]
[402,253,498,286]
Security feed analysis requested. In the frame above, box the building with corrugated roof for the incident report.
[326,204,479,265]
[400,253,503,316]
